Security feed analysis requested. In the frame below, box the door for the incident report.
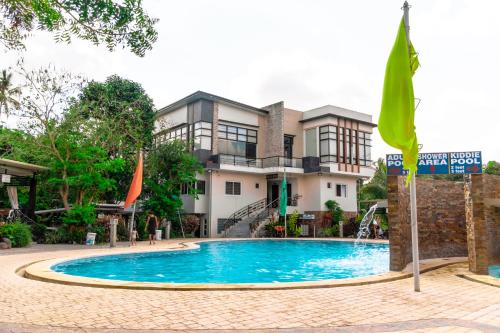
[271,183,279,207]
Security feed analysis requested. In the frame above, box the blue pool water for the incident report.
[489,266,500,278]
[52,240,389,284]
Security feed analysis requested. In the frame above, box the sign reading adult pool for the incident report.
[386,151,482,175]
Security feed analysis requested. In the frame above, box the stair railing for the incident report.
[249,197,280,236]
[222,198,267,236]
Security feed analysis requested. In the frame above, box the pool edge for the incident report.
[22,239,466,291]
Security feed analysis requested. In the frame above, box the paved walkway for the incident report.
[1,241,499,333]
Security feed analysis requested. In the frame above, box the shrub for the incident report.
[183,215,200,235]
[0,222,32,247]
[286,210,302,237]
[325,200,344,224]
[322,225,339,237]
[62,204,96,225]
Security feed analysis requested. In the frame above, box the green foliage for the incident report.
[322,225,339,237]
[0,222,32,247]
[1,0,158,56]
[286,210,302,237]
[72,75,155,202]
[484,161,500,175]
[265,211,301,238]
[62,204,96,225]
[360,158,387,201]
[324,200,344,224]
[0,69,21,116]
[143,140,203,221]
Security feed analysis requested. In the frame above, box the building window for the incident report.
[351,130,357,164]
[155,124,188,146]
[218,124,257,159]
[358,132,372,166]
[181,183,189,195]
[192,121,212,151]
[255,183,259,189]
[225,181,241,195]
[327,182,331,189]
[336,184,347,197]
[319,125,337,163]
[305,128,317,157]
[196,180,206,195]
[339,127,344,163]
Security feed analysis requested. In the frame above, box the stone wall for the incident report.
[387,176,468,271]
[262,102,284,158]
[465,174,500,274]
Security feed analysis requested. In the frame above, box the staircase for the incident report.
[222,198,267,237]
[225,216,254,238]
[223,198,280,238]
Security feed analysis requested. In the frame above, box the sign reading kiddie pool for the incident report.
[386,151,482,175]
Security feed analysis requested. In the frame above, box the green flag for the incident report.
[378,17,420,184]
[279,175,287,216]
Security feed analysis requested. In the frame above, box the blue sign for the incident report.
[386,151,482,175]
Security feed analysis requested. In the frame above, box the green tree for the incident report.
[70,75,155,201]
[360,158,387,200]
[484,161,500,175]
[0,69,20,116]
[15,64,124,209]
[143,140,203,222]
[1,0,158,56]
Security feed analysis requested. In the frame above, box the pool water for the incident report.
[52,240,389,284]
[489,266,500,278]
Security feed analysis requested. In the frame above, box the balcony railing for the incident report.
[211,154,303,169]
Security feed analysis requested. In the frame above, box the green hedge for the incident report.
[0,222,32,247]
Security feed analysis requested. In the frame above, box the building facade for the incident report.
[154,91,375,237]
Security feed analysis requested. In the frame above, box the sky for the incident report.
[3,0,499,162]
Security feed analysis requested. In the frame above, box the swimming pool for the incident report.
[52,240,389,284]
[489,266,500,278]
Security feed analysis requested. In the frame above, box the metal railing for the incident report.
[222,198,268,236]
[216,154,303,169]
[249,198,280,235]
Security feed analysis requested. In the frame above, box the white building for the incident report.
[155,91,375,237]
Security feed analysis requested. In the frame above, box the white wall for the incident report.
[154,105,188,132]
[218,103,259,126]
[209,171,267,236]
[319,175,358,212]
[296,175,322,212]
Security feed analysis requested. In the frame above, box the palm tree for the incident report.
[0,69,21,116]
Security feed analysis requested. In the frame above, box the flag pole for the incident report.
[129,202,137,244]
[284,166,287,238]
[403,0,421,292]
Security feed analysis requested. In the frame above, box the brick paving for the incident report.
[0,241,499,333]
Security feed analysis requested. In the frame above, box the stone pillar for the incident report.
[262,102,284,158]
[466,174,500,274]
[387,175,410,271]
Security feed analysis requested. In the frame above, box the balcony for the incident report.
[207,154,303,169]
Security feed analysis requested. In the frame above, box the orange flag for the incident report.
[124,151,143,208]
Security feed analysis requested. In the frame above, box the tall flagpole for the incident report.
[284,166,287,238]
[129,202,137,244]
[403,0,421,292]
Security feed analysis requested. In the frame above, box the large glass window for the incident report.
[193,121,212,151]
[305,128,317,157]
[319,125,337,163]
[339,127,344,163]
[358,131,372,166]
[218,124,257,159]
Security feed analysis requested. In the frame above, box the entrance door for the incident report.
[271,183,279,207]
